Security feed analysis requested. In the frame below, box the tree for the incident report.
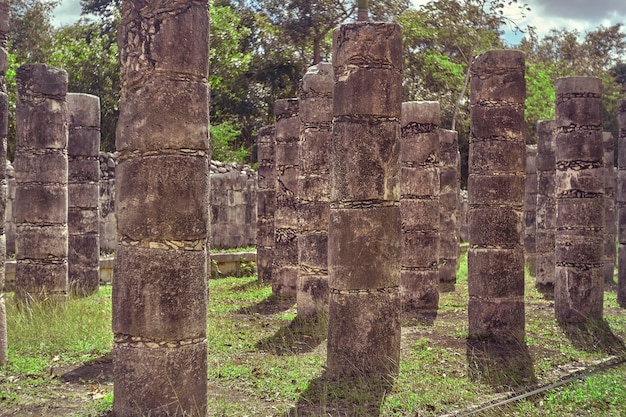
[399,0,529,186]
[518,24,626,142]
[49,21,120,151]
[9,0,57,63]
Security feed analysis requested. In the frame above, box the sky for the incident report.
[52,0,626,43]
[410,0,626,45]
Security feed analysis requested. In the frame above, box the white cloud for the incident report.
[51,0,84,27]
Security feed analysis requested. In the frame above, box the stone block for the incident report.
[14,184,67,224]
[327,290,400,377]
[468,298,525,343]
[331,120,400,202]
[468,206,523,247]
[113,341,207,417]
[468,174,524,206]
[116,155,209,241]
[469,139,525,175]
[555,264,604,324]
[468,248,524,298]
[328,207,400,290]
[14,151,67,184]
[112,245,207,339]
[116,79,209,152]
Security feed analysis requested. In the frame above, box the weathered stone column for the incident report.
[535,120,557,294]
[67,93,100,296]
[297,63,333,319]
[468,50,526,345]
[256,125,276,283]
[327,22,402,378]
[400,101,440,320]
[554,77,604,327]
[524,145,538,277]
[273,98,299,297]
[0,0,8,365]
[113,1,209,415]
[618,99,626,308]
[14,64,69,305]
[603,132,616,283]
[439,129,461,292]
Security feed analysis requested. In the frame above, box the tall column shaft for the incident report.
[468,50,526,344]
[113,1,209,415]
[0,0,9,365]
[554,77,604,325]
[616,99,626,307]
[327,22,402,377]
[68,93,101,296]
[602,132,616,283]
[400,101,440,319]
[273,98,299,296]
[256,125,276,283]
[297,63,333,319]
[536,120,557,294]
[14,64,69,304]
[524,145,538,277]
[439,129,461,292]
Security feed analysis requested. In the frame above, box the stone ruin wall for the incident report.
[5,154,257,254]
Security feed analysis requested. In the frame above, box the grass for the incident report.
[1,252,626,416]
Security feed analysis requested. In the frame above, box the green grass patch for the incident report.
[2,252,626,415]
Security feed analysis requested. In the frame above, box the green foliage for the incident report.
[49,22,120,152]
[525,61,556,142]
[211,120,249,162]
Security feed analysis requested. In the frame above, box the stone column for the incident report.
[535,120,557,294]
[468,50,526,345]
[524,145,538,277]
[14,64,69,305]
[618,99,626,308]
[439,129,461,292]
[256,125,276,283]
[67,93,101,296]
[327,22,402,378]
[0,0,8,366]
[603,132,616,283]
[297,63,333,319]
[113,1,209,415]
[400,101,440,320]
[554,77,604,326]
[273,98,299,297]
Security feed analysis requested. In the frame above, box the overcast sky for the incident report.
[52,0,626,43]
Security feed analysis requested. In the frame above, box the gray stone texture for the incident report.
[439,129,461,291]
[603,132,616,283]
[327,22,402,378]
[113,1,209,415]
[68,93,100,296]
[14,64,69,305]
[536,120,557,293]
[617,99,626,307]
[524,145,538,277]
[256,125,276,283]
[468,50,526,344]
[297,63,333,319]
[0,0,8,365]
[554,77,605,326]
[273,98,299,297]
[210,161,256,249]
[400,101,440,318]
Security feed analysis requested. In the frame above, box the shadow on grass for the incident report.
[59,352,113,384]
[284,372,394,417]
[256,315,327,355]
[561,320,626,354]
[467,339,536,391]
[234,294,295,316]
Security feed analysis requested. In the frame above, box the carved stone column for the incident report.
[554,77,604,326]
[273,99,299,297]
[113,1,210,415]
[327,22,402,378]
[14,64,69,305]
[256,125,276,283]
[297,63,333,319]
[67,93,101,296]
[400,101,440,320]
